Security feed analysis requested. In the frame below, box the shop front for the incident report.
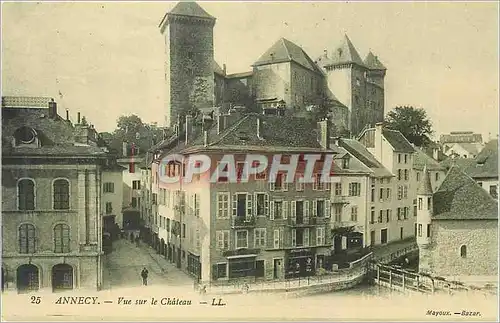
[187,253,201,280]
[286,248,316,279]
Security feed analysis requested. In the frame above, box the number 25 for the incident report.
[30,296,41,304]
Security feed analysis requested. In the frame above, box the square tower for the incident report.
[159,2,216,128]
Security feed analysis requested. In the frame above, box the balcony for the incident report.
[231,216,256,228]
[331,195,349,204]
[288,217,316,227]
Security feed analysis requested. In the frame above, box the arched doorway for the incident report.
[52,264,73,291]
[16,264,39,293]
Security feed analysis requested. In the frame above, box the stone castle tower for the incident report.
[159,2,216,128]
[317,35,386,136]
[417,166,434,274]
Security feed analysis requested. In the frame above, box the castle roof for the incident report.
[433,165,498,220]
[364,51,386,70]
[168,2,215,19]
[465,139,498,179]
[329,35,365,67]
[440,131,483,144]
[253,38,322,73]
[418,166,433,195]
[413,148,445,171]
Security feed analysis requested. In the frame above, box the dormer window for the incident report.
[342,156,350,169]
[13,126,40,148]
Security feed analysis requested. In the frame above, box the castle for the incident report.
[159,2,386,137]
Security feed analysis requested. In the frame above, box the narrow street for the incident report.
[103,238,193,290]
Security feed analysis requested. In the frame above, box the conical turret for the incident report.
[418,165,433,195]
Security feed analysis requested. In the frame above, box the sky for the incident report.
[2,1,499,140]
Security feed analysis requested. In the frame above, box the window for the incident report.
[489,185,498,199]
[378,210,383,223]
[460,245,467,258]
[313,174,324,191]
[404,169,409,181]
[316,227,325,246]
[404,154,408,164]
[427,197,432,210]
[271,173,287,191]
[229,259,255,279]
[105,202,113,214]
[53,179,70,210]
[435,172,440,182]
[397,208,402,220]
[103,182,114,193]
[381,229,388,244]
[182,224,186,238]
[315,200,325,217]
[414,205,417,217]
[348,183,360,196]
[398,154,402,163]
[417,172,421,181]
[379,188,384,201]
[272,200,283,219]
[418,224,422,237]
[426,224,431,238]
[217,193,230,218]
[54,223,70,253]
[334,205,342,222]
[216,263,227,279]
[152,193,157,205]
[131,197,140,208]
[18,179,35,210]
[296,174,304,191]
[254,160,267,180]
[418,198,423,210]
[132,180,141,190]
[236,162,247,181]
[386,210,390,222]
[255,193,269,217]
[342,157,350,169]
[371,189,375,202]
[386,188,391,200]
[403,207,408,219]
[193,194,200,217]
[334,183,342,196]
[350,206,358,222]
[273,229,281,249]
[400,227,404,239]
[254,228,266,248]
[370,207,375,224]
[236,230,248,249]
[19,223,36,253]
[398,169,402,181]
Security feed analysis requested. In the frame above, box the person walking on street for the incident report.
[141,267,149,286]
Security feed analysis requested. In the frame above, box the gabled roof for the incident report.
[440,157,475,172]
[382,129,415,153]
[465,139,498,179]
[253,38,321,73]
[364,51,386,70]
[433,166,498,220]
[168,2,215,19]
[413,148,445,171]
[340,138,393,178]
[329,35,365,67]
[418,166,433,195]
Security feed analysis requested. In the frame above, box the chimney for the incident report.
[324,49,328,58]
[257,118,263,139]
[77,112,81,124]
[270,53,275,60]
[122,142,128,157]
[185,115,193,144]
[48,98,57,119]
[223,64,227,75]
[432,148,439,161]
[65,109,69,121]
[203,130,208,147]
[217,114,226,135]
[317,118,330,149]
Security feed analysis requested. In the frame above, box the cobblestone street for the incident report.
[103,239,193,290]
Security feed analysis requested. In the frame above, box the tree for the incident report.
[385,106,433,147]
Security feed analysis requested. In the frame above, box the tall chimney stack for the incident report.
[77,112,81,124]
[203,130,208,147]
[257,118,263,139]
[185,115,193,144]
[66,109,69,121]
[317,118,330,149]
[48,98,57,119]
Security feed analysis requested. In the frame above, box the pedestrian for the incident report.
[141,267,149,286]
[135,236,140,247]
[199,285,206,295]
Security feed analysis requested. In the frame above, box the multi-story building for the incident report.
[151,112,336,283]
[1,96,106,292]
[160,2,386,137]
[440,131,483,158]
[338,139,397,246]
[412,148,446,193]
[465,139,498,199]
[357,123,416,242]
[417,166,498,281]
[101,159,124,234]
[117,145,143,233]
